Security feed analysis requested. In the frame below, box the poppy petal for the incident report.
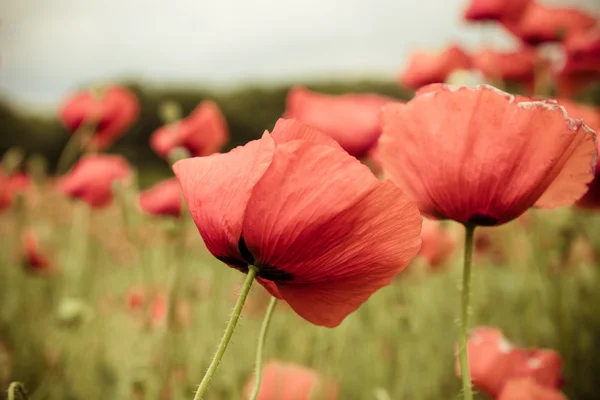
[269,118,342,149]
[173,134,275,263]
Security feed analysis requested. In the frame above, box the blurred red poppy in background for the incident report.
[0,172,29,211]
[497,378,567,400]
[379,84,597,227]
[399,45,472,89]
[174,119,422,327]
[464,0,531,22]
[139,178,182,218]
[150,100,229,159]
[502,3,597,45]
[284,87,395,158]
[243,361,339,400]
[22,231,52,273]
[556,29,600,98]
[471,48,536,84]
[60,86,139,150]
[58,154,131,208]
[417,219,456,268]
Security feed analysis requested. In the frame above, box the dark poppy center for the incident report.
[467,213,500,226]
[237,236,294,282]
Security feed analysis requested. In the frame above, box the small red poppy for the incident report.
[379,84,597,227]
[471,48,537,83]
[22,231,52,273]
[174,118,422,327]
[498,378,567,400]
[284,87,396,158]
[139,178,182,218]
[60,86,139,150]
[243,361,339,400]
[502,3,597,45]
[127,286,145,311]
[58,154,131,208]
[150,100,229,159]
[418,219,456,268]
[150,294,168,328]
[400,45,472,89]
[464,0,531,22]
[0,172,29,211]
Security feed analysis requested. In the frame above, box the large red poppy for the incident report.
[400,45,472,89]
[58,154,131,208]
[0,172,29,211]
[471,48,536,83]
[464,0,531,22]
[502,3,597,45]
[379,84,597,226]
[139,178,182,217]
[173,119,422,327]
[243,361,339,400]
[60,86,139,150]
[284,87,395,158]
[150,100,229,159]
[498,378,567,400]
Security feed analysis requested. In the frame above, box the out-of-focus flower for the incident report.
[378,84,597,227]
[243,361,339,400]
[400,46,472,89]
[139,178,182,218]
[498,377,567,400]
[556,29,600,98]
[284,87,395,158]
[502,3,597,45]
[150,293,168,328]
[464,0,531,22]
[0,172,29,211]
[58,155,131,208]
[150,101,229,159]
[127,286,145,311]
[418,219,456,268]
[471,48,537,83]
[174,119,422,327]
[22,231,52,274]
[60,86,139,150]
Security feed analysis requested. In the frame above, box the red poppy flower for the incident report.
[284,87,396,158]
[472,48,537,83]
[498,378,567,400]
[418,219,456,268]
[150,293,168,327]
[556,29,600,97]
[464,0,531,22]
[127,286,145,311]
[139,178,182,217]
[399,45,472,89]
[0,172,29,211]
[150,100,229,159]
[22,231,52,273]
[173,118,422,327]
[243,361,339,400]
[502,3,597,45]
[379,84,597,227]
[60,86,139,150]
[515,349,563,389]
[58,154,132,208]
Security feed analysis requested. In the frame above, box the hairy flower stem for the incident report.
[459,224,476,400]
[193,266,258,400]
[249,296,278,400]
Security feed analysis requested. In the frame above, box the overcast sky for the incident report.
[0,0,598,109]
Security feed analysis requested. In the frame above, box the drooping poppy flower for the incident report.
[400,45,472,89]
[22,231,52,273]
[150,100,229,159]
[139,178,182,217]
[174,118,422,327]
[379,84,597,227]
[284,87,396,158]
[471,48,537,83]
[417,219,456,268]
[0,172,29,211]
[464,0,531,22]
[502,3,597,46]
[243,361,339,400]
[60,86,139,150]
[498,378,567,400]
[58,154,131,208]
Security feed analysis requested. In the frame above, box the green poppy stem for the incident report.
[249,296,278,400]
[192,265,258,400]
[459,224,476,400]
